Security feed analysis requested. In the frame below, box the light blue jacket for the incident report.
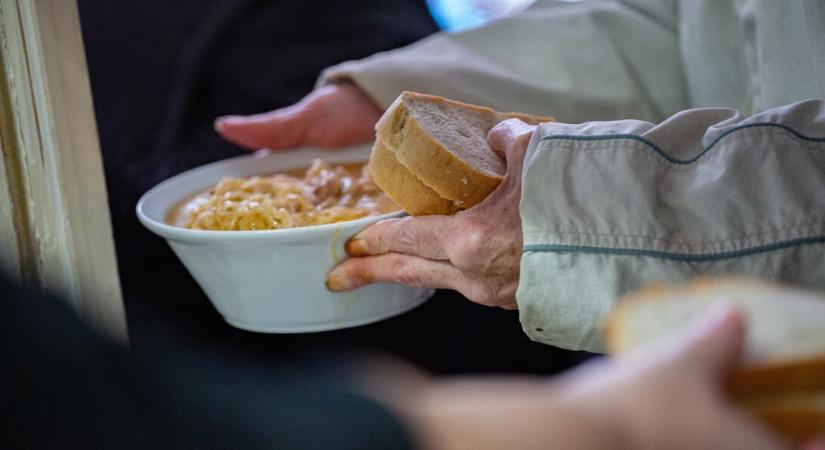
[322,0,825,350]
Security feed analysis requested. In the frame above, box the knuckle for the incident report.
[388,255,421,286]
[372,231,389,255]
[487,122,506,143]
[462,221,487,249]
[395,221,419,252]
[516,129,534,146]
[349,261,375,285]
[371,218,404,254]
[447,219,489,268]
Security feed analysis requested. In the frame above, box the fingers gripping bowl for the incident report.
[137,145,432,333]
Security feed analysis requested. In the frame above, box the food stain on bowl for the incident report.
[329,223,364,321]
[330,225,344,264]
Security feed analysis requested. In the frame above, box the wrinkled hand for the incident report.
[556,307,791,450]
[326,119,536,309]
[215,82,381,150]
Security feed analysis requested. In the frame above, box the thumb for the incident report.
[214,104,311,150]
[487,118,535,176]
[676,305,746,379]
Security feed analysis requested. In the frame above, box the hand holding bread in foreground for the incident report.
[380,304,799,450]
[553,306,791,450]
[604,278,825,444]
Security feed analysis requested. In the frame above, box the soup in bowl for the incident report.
[137,145,432,333]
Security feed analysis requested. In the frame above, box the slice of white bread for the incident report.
[604,278,825,443]
[370,92,553,215]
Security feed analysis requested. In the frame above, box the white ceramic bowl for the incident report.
[136,145,432,333]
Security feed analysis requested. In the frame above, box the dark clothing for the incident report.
[0,273,413,450]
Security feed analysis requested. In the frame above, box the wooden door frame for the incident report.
[0,0,127,342]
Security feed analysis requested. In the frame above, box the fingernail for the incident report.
[325,273,353,292]
[346,237,369,256]
[213,118,227,132]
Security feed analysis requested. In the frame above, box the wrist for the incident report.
[405,378,555,450]
[408,377,633,450]
[329,79,382,112]
[552,395,638,450]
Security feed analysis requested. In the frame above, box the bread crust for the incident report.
[602,277,782,354]
[374,92,553,214]
[395,117,502,207]
[730,355,825,397]
[739,392,825,444]
[369,141,459,216]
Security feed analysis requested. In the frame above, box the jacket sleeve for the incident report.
[517,99,825,351]
[318,0,687,123]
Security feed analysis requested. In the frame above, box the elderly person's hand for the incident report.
[325,119,535,309]
[215,82,381,150]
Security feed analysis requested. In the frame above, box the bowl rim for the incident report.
[136,149,405,244]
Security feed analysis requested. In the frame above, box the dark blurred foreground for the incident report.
[0,271,413,449]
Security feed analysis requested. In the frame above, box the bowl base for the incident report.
[221,290,432,333]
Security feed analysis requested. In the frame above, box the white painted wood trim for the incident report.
[0,0,127,342]
[0,125,22,281]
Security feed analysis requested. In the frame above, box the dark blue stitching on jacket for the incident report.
[523,235,825,261]
[539,123,825,165]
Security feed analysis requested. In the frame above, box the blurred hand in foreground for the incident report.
[215,82,381,150]
[325,118,535,309]
[395,308,795,450]
[550,306,792,450]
